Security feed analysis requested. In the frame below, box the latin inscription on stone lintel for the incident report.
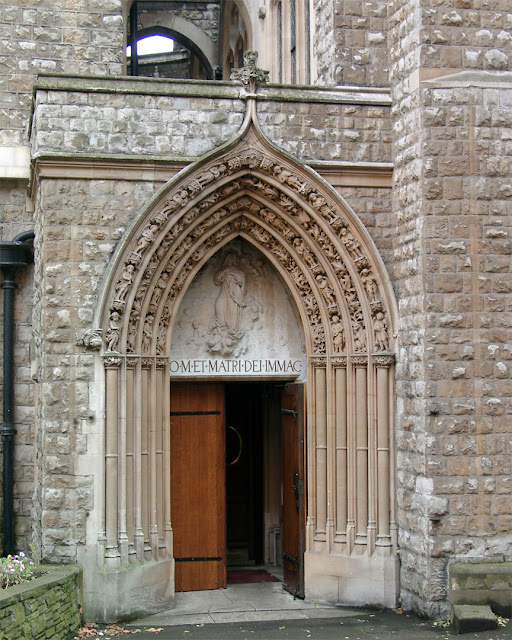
[170,358,302,377]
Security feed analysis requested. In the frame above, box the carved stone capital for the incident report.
[103,355,122,368]
[141,358,153,369]
[310,356,327,368]
[330,355,347,367]
[351,355,368,367]
[372,353,395,367]
[156,358,168,369]
[126,357,138,369]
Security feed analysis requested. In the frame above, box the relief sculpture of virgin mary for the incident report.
[207,254,249,356]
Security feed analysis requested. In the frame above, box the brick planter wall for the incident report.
[0,565,82,640]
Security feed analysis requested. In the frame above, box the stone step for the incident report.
[451,604,498,635]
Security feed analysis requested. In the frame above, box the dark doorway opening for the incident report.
[225,383,266,567]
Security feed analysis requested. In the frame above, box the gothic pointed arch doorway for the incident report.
[96,110,399,609]
[168,237,307,594]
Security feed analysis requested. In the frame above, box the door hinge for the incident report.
[283,552,299,567]
[170,410,221,416]
[174,556,222,562]
[281,406,297,420]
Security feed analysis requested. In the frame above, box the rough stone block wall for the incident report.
[258,101,392,163]
[337,186,393,274]
[389,0,512,619]
[420,1,511,72]
[31,85,246,159]
[422,81,512,556]
[388,0,438,616]
[30,80,392,165]
[313,0,336,85]
[313,1,388,87]
[0,566,81,640]
[0,1,124,146]
[32,175,161,561]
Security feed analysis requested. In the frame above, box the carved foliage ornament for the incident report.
[105,149,390,358]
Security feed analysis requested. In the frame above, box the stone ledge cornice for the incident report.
[33,73,392,106]
[30,153,393,190]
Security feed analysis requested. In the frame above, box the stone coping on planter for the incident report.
[0,564,82,640]
[0,564,81,606]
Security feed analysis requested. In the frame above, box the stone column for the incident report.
[314,360,327,546]
[374,354,394,554]
[147,358,159,559]
[126,357,137,561]
[141,360,151,560]
[333,357,348,552]
[133,357,145,562]
[104,355,121,567]
[353,356,368,554]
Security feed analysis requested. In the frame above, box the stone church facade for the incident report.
[0,0,511,623]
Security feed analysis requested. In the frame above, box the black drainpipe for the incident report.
[0,230,34,556]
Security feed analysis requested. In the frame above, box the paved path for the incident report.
[98,610,510,640]
[78,583,510,639]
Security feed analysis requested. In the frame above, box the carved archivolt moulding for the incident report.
[101,121,395,365]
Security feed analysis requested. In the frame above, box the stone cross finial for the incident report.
[230,50,269,93]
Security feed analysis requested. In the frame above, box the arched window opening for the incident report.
[222,0,250,79]
[127,2,216,80]
[127,33,210,80]
[269,0,310,85]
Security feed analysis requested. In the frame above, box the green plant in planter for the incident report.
[0,552,36,589]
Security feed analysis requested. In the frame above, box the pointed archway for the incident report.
[96,109,399,608]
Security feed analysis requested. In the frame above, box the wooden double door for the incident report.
[170,382,305,595]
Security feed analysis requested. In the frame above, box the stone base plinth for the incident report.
[82,557,175,623]
[304,552,399,609]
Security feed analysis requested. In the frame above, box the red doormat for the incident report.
[227,569,280,584]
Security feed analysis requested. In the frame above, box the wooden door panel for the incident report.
[281,383,306,598]
[170,383,226,591]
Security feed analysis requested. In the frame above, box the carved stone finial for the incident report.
[230,50,269,93]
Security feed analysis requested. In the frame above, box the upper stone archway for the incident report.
[99,107,397,362]
[135,14,218,77]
